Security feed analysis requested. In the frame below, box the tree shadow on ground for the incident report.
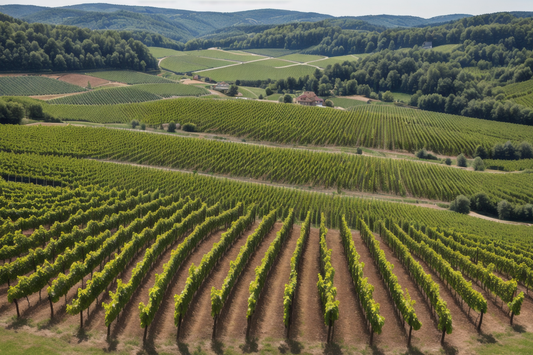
[323,342,343,355]
[177,341,191,355]
[211,339,225,355]
[279,339,304,354]
[240,337,259,353]
[512,324,526,333]
[400,346,425,355]
[476,332,498,344]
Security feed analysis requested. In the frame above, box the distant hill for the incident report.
[345,14,472,28]
[0,4,333,43]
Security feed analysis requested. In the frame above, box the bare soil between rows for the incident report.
[0,225,531,355]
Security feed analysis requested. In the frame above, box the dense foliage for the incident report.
[0,14,157,71]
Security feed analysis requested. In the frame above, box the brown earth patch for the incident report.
[57,74,109,88]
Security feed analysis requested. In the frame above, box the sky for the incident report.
[1,0,532,18]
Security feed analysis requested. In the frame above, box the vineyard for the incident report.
[0,151,531,243]
[85,71,174,85]
[0,76,85,96]
[47,84,208,105]
[1,126,533,205]
[48,87,161,105]
[0,173,531,354]
[39,98,533,156]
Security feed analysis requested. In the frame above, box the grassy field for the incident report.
[86,71,173,84]
[198,61,317,81]
[390,92,412,102]
[277,53,325,62]
[240,48,301,57]
[184,49,263,62]
[313,55,360,68]
[431,44,460,53]
[0,76,86,96]
[160,56,234,73]
[148,46,186,58]
[329,97,369,109]
[134,83,209,97]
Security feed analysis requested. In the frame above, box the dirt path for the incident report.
[327,229,368,345]
[290,228,327,342]
[248,224,301,338]
[373,234,443,350]
[180,220,261,340]
[351,231,406,349]
[216,222,282,338]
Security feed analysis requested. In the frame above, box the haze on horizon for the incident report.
[1,0,532,18]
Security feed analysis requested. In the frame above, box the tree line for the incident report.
[0,13,158,72]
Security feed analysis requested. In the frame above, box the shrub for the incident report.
[131,120,139,129]
[182,122,196,132]
[457,154,467,167]
[140,123,146,130]
[415,149,438,160]
[265,87,273,96]
[283,94,293,103]
[369,92,379,100]
[472,192,493,213]
[444,158,452,165]
[356,147,363,154]
[167,122,176,133]
[497,200,512,220]
[473,157,485,171]
[450,195,471,214]
[383,91,394,102]
[324,99,334,107]
[258,94,263,100]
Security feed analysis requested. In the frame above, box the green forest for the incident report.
[0,13,157,71]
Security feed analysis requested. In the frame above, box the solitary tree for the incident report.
[265,87,273,96]
[283,94,293,103]
[473,157,485,171]
[497,200,512,220]
[140,123,146,130]
[258,94,263,100]
[383,91,394,102]
[227,85,238,97]
[457,154,467,167]
[450,195,471,214]
[131,120,139,129]
[474,145,488,159]
[167,122,176,133]
[324,99,334,107]
[87,81,92,90]
[444,158,452,165]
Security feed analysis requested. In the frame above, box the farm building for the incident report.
[213,82,230,92]
[295,91,324,106]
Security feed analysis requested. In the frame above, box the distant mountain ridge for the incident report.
[0,3,475,43]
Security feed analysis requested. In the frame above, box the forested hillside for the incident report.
[0,13,157,71]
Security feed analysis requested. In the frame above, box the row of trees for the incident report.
[451,192,533,222]
[0,14,158,71]
[181,13,533,56]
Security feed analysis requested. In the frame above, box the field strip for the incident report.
[88,159,530,226]
[64,123,520,175]
[274,63,323,69]
[192,57,271,73]
[239,87,259,98]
